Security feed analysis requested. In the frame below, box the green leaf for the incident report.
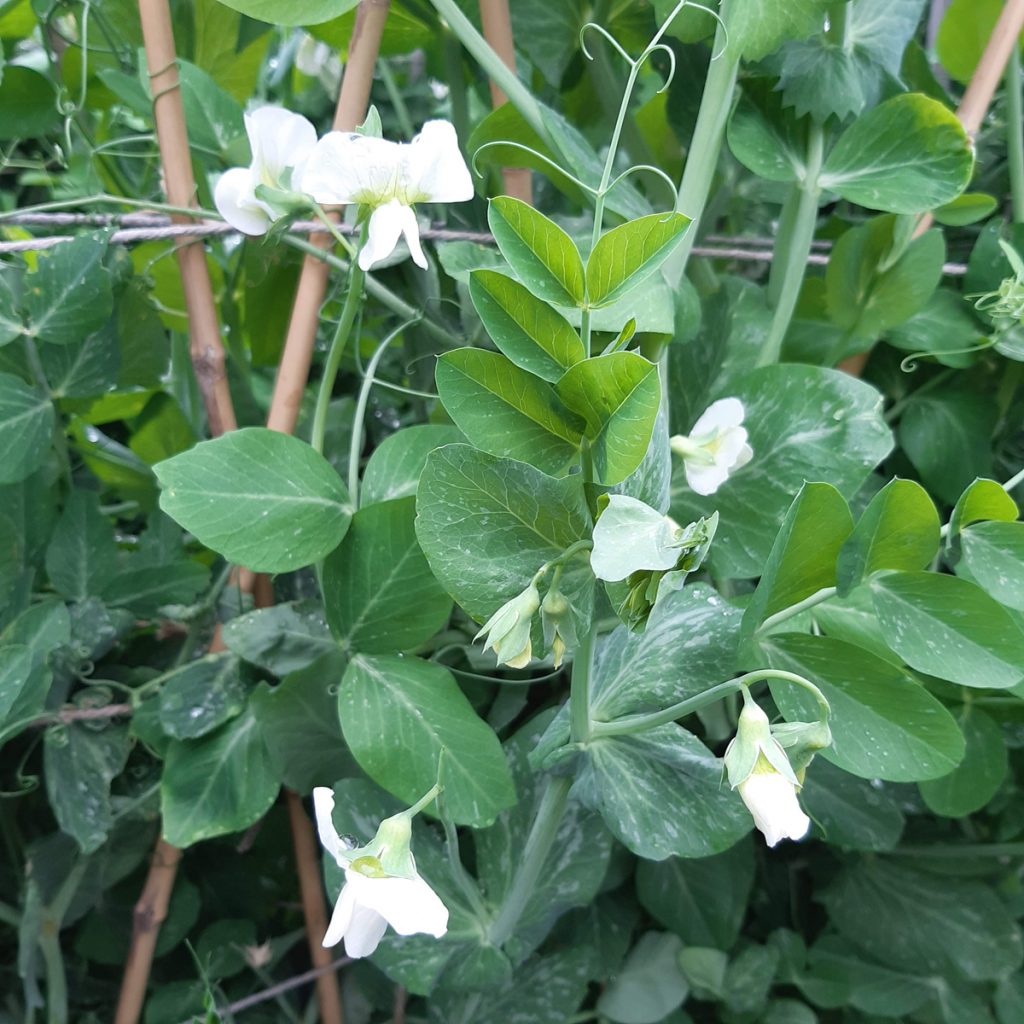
[960,521,1024,610]
[206,0,357,26]
[727,82,806,182]
[936,0,1005,84]
[339,653,515,827]
[597,932,688,1024]
[249,653,356,795]
[932,191,999,226]
[469,270,584,381]
[43,722,129,853]
[100,561,209,618]
[44,490,118,601]
[415,444,593,627]
[742,483,853,639]
[636,839,755,949]
[155,427,353,573]
[886,288,988,369]
[487,196,585,307]
[157,654,247,740]
[726,0,829,61]
[0,66,61,140]
[222,600,335,675]
[24,233,114,345]
[949,478,1019,538]
[759,633,965,781]
[672,365,893,578]
[826,218,945,341]
[0,275,22,347]
[38,328,119,398]
[836,478,940,596]
[161,707,279,848]
[323,497,452,653]
[435,349,584,476]
[0,601,70,670]
[870,571,1024,689]
[555,352,661,485]
[919,707,1007,817]
[577,724,751,860]
[0,373,54,485]
[129,393,197,465]
[799,759,905,851]
[360,424,463,507]
[585,213,690,308]
[899,386,996,504]
[0,644,50,729]
[820,94,973,212]
[823,860,1023,981]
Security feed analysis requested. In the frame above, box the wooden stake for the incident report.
[478,0,532,204]
[137,0,236,435]
[266,0,392,435]
[840,0,1024,377]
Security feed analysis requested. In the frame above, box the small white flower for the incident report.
[670,397,753,496]
[737,768,811,848]
[295,33,343,93]
[302,120,474,271]
[214,106,317,236]
[474,582,541,669]
[313,787,449,959]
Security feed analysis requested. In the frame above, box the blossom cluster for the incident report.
[214,106,474,271]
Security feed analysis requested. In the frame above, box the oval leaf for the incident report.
[0,373,54,485]
[155,427,353,573]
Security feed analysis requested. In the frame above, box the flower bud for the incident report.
[541,584,576,669]
[475,582,541,669]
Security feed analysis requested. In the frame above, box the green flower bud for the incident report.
[475,582,541,669]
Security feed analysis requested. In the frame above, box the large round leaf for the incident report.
[214,0,357,26]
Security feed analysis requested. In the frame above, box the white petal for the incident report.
[214,167,270,236]
[685,460,730,496]
[322,880,356,947]
[360,200,425,270]
[343,904,389,959]
[691,397,746,438]
[302,132,403,206]
[404,120,474,203]
[312,787,346,867]
[734,442,754,471]
[246,106,317,188]
[738,773,810,847]
[345,871,449,938]
[712,424,751,469]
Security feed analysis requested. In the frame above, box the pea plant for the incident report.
[1,0,1024,1021]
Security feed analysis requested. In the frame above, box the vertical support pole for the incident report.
[478,0,532,203]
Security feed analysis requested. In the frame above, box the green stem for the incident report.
[41,857,89,1024]
[569,625,595,743]
[1008,45,1024,224]
[665,1,739,283]
[758,121,824,367]
[580,308,592,357]
[487,775,572,947]
[379,60,416,140]
[757,586,838,634]
[348,328,403,505]
[442,31,470,155]
[591,678,744,738]
[427,0,552,150]
[311,246,367,457]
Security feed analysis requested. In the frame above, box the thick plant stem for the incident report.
[478,0,533,203]
[266,0,390,436]
[665,3,739,283]
[311,257,366,457]
[569,626,595,743]
[757,121,824,367]
[1007,45,1024,224]
[487,775,572,947]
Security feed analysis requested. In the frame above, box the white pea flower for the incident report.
[475,582,541,669]
[724,702,810,848]
[313,787,449,958]
[670,397,753,496]
[214,106,317,236]
[736,768,811,848]
[301,119,474,271]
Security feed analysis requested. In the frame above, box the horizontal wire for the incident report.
[0,212,968,274]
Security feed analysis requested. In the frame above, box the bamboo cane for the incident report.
[478,0,532,204]
[266,0,392,435]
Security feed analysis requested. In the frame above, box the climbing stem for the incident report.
[1008,45,1024,224]
[569,626,596,743]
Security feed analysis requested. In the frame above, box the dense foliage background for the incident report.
[1,0,1024,1022]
